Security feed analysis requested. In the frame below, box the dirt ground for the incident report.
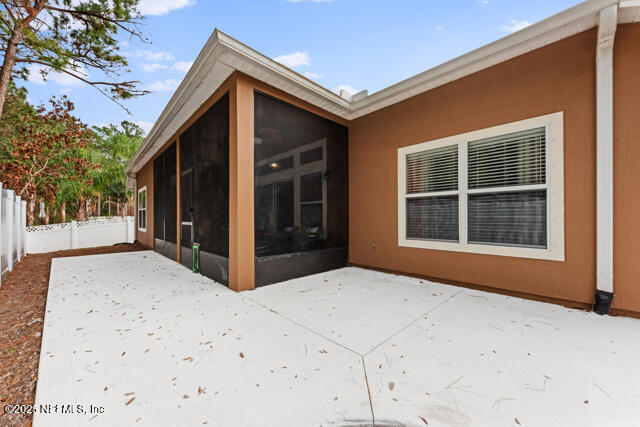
[0,243,147,427]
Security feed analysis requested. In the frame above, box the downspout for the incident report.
[594,3,618,315]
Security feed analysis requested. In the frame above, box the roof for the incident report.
[126,0,640,177]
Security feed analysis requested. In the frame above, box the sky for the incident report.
[17,0,584,135]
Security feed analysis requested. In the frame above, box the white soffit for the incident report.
[127,0,639,174]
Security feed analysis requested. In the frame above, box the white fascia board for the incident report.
[618,3,640,21]
[620,1,640,8]
[216,32,352,112]
[126,30,227,174]
[347,0,618,119]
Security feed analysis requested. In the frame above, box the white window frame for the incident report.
[398,112,564,261]
[137,186,147,232]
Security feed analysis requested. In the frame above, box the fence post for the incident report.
[6,189,13,272]
[15,196,21,262]
[126,216,134,243]
[71,220,78,249]
[21,201,26,256]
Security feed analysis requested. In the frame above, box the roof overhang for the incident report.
[126,31,352,176]
[126,0,640,177]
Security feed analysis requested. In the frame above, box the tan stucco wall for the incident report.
[349,29,600,308]
[136,161,154,248]
[612,23,640,314]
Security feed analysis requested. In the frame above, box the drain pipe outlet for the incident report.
[594,3,617,315]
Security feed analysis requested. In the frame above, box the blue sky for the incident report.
[17,0,583,134]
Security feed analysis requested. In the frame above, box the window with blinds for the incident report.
[406,145,458,194]
[402,123,553,252]
[406,145,459,241]
[467,127,547,248]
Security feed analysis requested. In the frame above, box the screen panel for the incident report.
[194,94,229,257]
[164,143,177,243]
[153,153,165,240]
[254,91,348,260]
[178,93,229,259]
[153,143,177,244]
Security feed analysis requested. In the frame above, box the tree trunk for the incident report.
[97,194,101,217]
[116,201,120,216]
[0,5,43,117]
[77,197,86,221]
[108,196,111,216]
[44,206,50,225]
[27,197,35,226]
[0,27,24,117]
[61,201,66,223]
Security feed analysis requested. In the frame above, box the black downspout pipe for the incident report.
[594,290,614,315]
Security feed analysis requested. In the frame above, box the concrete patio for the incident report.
[35,251,640,426]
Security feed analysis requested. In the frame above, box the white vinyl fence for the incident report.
[0,183,28,283]
[26,216,135,254]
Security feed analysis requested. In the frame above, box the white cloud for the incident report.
[142,63,168,72]
[478,0,490,4]
[135,121,154,135]
[138,0,196,16]
[136,49,175,61]
[172,61,194,73]
[334,84,358,96]
[273,51,311,68]
[304,72,323,79]
[145,79,180,92]
[502,19,532,33]
[35,10,84,31]
[434,26,444,31]
[28,64,86,87]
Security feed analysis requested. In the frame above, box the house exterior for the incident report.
[125,0,640,317]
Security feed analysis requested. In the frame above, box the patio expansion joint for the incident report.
[242,288,464,426]
[360,354,376,426]
[241,294,376,425]
[240,294,362,356]
[362,288,465,358]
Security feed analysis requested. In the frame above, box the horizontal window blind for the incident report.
[400,113,562,258]
[407,145,458,193]
[468,127,546,189]
[407,196,459,241]
[468,190,547,248]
